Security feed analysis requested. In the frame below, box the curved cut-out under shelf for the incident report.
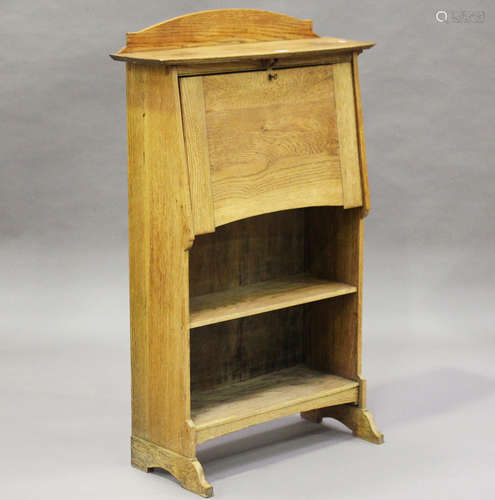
[189,273,356,328]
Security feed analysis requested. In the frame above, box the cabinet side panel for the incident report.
[333,63,363,208]
[352,52,371,214]
[127,63,149,439]
[304,207,362,379]
[127,63,195,456]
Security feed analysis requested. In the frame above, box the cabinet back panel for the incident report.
[189,209,305,297]
[191,308,304,391]
[189,207,360,389]
[189,210,305,390]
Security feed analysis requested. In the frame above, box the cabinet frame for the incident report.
[113,9,382,497]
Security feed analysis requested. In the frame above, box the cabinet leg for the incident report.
[321,404,384,444]
[131,436,213,497]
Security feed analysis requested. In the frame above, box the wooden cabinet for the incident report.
[111,9,382,497]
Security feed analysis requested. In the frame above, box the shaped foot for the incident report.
[321,404,384,444]
[131,436,213,497]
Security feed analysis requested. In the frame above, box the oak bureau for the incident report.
[111,9,383,497]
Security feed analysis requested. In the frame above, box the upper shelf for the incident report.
[111,37,375,65]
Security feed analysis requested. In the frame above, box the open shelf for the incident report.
[190,273,356,328]
[191,365,359,444]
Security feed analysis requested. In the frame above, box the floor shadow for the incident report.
[154,366,495,486]
[196,417,354,481]
[368,366,495,427]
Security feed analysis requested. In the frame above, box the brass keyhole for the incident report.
[268,73,278,81]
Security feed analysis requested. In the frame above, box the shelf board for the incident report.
[190,273,356,328]
[191,365,359,444]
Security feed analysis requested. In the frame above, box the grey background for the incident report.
[2,1,494,498]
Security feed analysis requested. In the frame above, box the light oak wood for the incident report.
[190,274,356,328]
[177,52,352,77]
[183,65,345,227]
[180,77,216,234]
[131,436,213,497]
[189,210,305,297]
[120,9,317,52]
[302,405,384,444]
[127,63,195,456]
[333,62,363,208]
[114,9,381,497]
[191,365,359,444]
[111,37,374,65]
[189,211,306,391]
[191,309,305,392]
[304,208,365,383]
[304,208,363,379]
[352,52,371,215]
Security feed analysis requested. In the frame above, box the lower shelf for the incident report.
[191,365,359,444]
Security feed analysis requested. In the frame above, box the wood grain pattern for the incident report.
[120,9,317,52]
[191,308,304,391]
[304,207,362,380]
[190,274,356,328]
[180,77,215,234]
[195,65,343,226]
[127,63,195,456]
[318,404,384,444]
[212,152,342,226]
[117,10,380,497]
[177,53,352,77]
[112,37,374,64]
[203,64,333,111]
[333,62,363,208]
[352,52,371,215]
[189,210,305,296]
[191,365,359,444]
[131,436,213,497]
[189,211,306,391]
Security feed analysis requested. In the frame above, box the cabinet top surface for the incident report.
[111,37,374,65]
[110,9,374,65]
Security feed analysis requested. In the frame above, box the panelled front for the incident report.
[180,62,362,234]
